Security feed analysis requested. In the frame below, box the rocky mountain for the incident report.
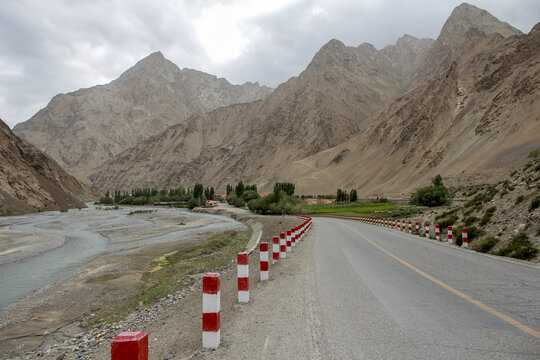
[13,52,273,176]
[0,119,99,214]
[89,4,538,195]
[88,33,434,190]
[286,13,539,195]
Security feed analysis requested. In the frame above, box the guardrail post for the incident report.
[260,242,269,281]
[462,228,468,248]
[435,224,440,241]
[425,223,430,237]
[202,273,220,349]
[448,226,453,244]
[237,252,249,303]
[286,230,292,252]
[280,232,286,258]
[111,332,148,360]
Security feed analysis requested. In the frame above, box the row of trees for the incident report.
[226,181,259,208]
[99,184,216,208]
[336,189,358,202]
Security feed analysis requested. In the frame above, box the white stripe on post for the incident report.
[237,252,249,303]
[260,242,269,281]
[203,273,220,349]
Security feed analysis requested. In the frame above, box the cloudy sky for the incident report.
[1,0,538,128]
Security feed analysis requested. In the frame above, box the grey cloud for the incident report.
[0,0,538,128]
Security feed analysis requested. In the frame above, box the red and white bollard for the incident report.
[280,232,286,259]
[291,227,297,247]
[462,228,468,248]
[286,230,292,252]
[435,224,440,241]
[111,332,148,360]
[448,226,453,244]
[402,221,406,231]
[272,236,279,263]
[408,221,412,233]
[415,222,419,233]
[425,223,430,238]
[260,242,269,281]
[397,219,400,230]
[202,273,220,348]
[237,252,249,303]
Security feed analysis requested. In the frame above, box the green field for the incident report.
[303,202,419,218]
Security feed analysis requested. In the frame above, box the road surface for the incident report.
[202,216,540,360]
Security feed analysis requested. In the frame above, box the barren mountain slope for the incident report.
[0,119,99,214]
[287,21,540,196]
[13,52,273,176]
[89,36,433,190]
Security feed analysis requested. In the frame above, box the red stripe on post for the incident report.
[261,262,269,271]
[237,252,249,265]
[260,242,268,252]
[111,332,148,360]
[203,273,220,294]
[238,277,249,291]
[202,312,221,332]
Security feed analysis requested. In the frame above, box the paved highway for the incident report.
[313,217,540,359]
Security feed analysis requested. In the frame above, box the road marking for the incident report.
[338,221,540,339]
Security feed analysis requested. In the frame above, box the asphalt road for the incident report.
[313,217,540,359]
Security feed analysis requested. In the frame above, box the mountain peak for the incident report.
[439,3,522,45]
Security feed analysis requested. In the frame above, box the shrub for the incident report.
[435,208,459,221]
[528,148,540,158]
[529,196,540,212]
[60,208,68,213]
[463,216,479,226]
[464,186,498,210]
[495,233,539,260]
[188,197,202,209]
[410,175,450,207]
[100,196,114,205]
[473,237,499,253]
[437,214,457,230]
[454,225,485,245]
[515,195,524,205]
[479,206,496,226]
[226,193,246,208]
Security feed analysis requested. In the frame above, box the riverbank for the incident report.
[0,205,247,358]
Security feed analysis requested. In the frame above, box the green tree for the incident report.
[193,183,204,200]
[235,181,245,197]
[410,175,450,207]
[350,189,358,202]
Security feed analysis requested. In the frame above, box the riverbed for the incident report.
[0,204,244,308]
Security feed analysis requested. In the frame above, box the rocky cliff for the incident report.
[0,119,99,214]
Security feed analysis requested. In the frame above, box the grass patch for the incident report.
[305,202,418,218]
[87,228,252,327]
[463,216,479,226]
[473,237,499,253]
[479,206,496,226]
[529,196,540,212]
[128,209,154,215]
[435,208,459,221]
[437,215,457,230]
[464,186,498,210]
[495,233,539,260]
[178,222,186,225]
[515,195,524,205]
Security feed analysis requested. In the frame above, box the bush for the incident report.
[479,206,496,226]
[495,233,539,260]
[515,195,524,205]
[100,196,114,205]
[463,216,479,226]
[473,237,499,253]
[435,208,459,221]
[188,197,202,209]
[410,185,449,207]
[248,192,303,215]
[455,225,485,246]
[464,186,498,210]
[437,214,457,230]
[226,193,246,208]
[241,190,259,202]
[529,196,540,212]
[528,148,540,158]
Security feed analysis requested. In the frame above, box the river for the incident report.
[0,204,244,308]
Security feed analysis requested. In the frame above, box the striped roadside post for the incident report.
[425,223,430,238]
[111,332,148,360]
[237,252,249,303]
[462,228,468,248]
[291,227,297,247]
[448,226,453,244]
[260,242,269,281]
[435,224,440,241]
[402,220,406,231]
[280,232,286,259]
[397,219,400,230]
[415,222,419,233]
[202,273,220,348]
[408,221,412,233]
[286,230,292,252]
